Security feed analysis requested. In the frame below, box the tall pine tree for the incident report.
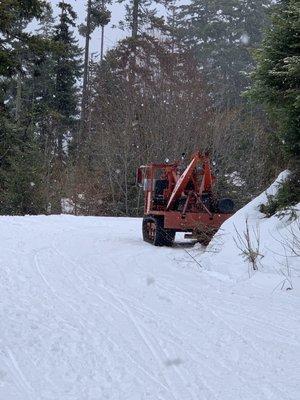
[47,1,82,212]
[0,0,49,214]
[249,0,300,163]
[79,0,111,135]
[20,2,82,212]
[174,0,272,105]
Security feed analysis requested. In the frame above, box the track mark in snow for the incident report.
[53,240,205,400]
[5,347,33,400]
[50,242,178,400]
[156,279,293,400]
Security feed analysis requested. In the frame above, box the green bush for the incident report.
[260,173,300,217]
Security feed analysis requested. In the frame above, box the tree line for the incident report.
[0,0,298,216]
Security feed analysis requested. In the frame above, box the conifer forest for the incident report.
[0,0,299,216]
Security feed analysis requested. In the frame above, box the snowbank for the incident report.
[199,171,300,290]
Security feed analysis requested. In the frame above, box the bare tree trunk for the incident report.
[129,0,139,84]
[80,0,92,139]
[170,4,176,54]
[56,5,65,172]
[100,0,105,61]
[100,25,104,61]
[15,71,22,124]
[131,0,139,39]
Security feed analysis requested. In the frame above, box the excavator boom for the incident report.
[166,152,213,210]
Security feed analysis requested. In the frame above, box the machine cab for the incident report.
[136,163,177,212]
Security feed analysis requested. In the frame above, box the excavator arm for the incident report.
[166,152,214,211]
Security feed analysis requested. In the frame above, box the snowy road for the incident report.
[0,215,299,400]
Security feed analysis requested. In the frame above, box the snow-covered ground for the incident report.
[0,179,299,399]
[200,172,300,286]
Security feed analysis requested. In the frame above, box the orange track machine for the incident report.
[136,151,234,246]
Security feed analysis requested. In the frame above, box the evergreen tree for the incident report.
[248,0,300,163]
[0,0,48,76]
[19,2,82,212]
[174,0,272,104]
[0,1,81,214]
[0,0,49,214]
[40,1,82,212]
[79,0,111,132]
[119,0,164,36]
[52,2,82,161]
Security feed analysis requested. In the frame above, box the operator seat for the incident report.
[154,179,168,205]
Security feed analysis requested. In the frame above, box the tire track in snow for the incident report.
[124,288,261,400]
[207,304,300,347]
[53,237,218,400]
[136,319,219,400]
[107,251,246,399]
[128,299,237,372]
[93,253,219,400]
[68,281,178,399]
[33,248,144,394]
[96,283,190,400]
[47,234,291,400]
[156,280,291,400]
[126,254,248,392]
[50,225,300,400]
[4,347,35,400]
[50,241,178,400]
[99,255,208,400]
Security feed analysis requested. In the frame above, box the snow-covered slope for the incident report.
[199,171,300,289]
[0,196,299,399]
